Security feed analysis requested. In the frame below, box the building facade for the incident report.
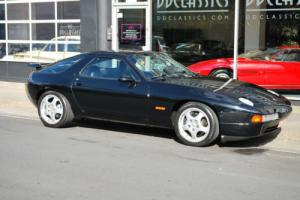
[0,0,299,80]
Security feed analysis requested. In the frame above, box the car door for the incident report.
[71,56,149,123]
[236,58,266,86]
[264,50,299,90]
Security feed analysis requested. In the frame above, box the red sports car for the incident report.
[188,48,300,91]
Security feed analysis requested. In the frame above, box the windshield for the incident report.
[127,53,196,80]
[239,48,284,61]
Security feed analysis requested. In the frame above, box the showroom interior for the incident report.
[0,0,299,80]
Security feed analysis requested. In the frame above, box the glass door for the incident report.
[112,4,151,52]
[118,9,146,51]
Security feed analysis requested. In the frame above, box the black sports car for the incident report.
[26,52,292,147]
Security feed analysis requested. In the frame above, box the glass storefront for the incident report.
[0,0,299,67]
[0,0,81,63]
[152,0,300,66]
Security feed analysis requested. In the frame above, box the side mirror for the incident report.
[119,76,137,87]
[119,76,136,84]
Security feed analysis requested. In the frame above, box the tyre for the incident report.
[174,102,219,147]
[38,91,74,128]
[210,69,232,79]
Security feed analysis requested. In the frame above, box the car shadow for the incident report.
[73,119,279,150]
[218,132,279,148]
[74,118,174,139]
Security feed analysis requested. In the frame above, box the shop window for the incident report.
[0,1,81,63]
[57,23,80,37]
[0,43,5,59]
[8,43,30,60]
[32,23,55,41]
[31,3,55,20]
[7,3,29,20]
[152,0,235,65]
[0,24,5,40]
[0,4,4,20]
[8,24,29,40]
[57,1,80,19]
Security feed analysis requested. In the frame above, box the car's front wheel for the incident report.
[174,102,219,147]
[38,91,74,128]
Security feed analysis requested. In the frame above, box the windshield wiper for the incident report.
[151,73,167,80]
[173,70,198,77]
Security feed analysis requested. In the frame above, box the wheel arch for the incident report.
[209,67,233,76]
[171,100,220,125]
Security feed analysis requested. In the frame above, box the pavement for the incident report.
[0,81,300,153]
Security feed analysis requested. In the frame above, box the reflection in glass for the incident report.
[7,3,29,20]
[57,2,80,19]
[32,43,55,52]
[8,43,30,62]
[32,23,55,40]
[30,43,57,63]
[8,24,29,40]
[31,3,55,20]
[0,4,5,20]
[58,43,80,52]
[57,23,80,37]
[0,43,6,59]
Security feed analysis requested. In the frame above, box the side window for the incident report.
[43,43,55,52]
[67,44,80,52]
[81,57,136,79]
[40,55,83,73]
[273,51,287,61]
[284,51,300,62]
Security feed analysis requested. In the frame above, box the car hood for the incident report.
[163,76,290,108]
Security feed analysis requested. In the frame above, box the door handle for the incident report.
[74,78,82,86]
[75,82,82,86]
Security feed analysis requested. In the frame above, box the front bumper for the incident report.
[219,105,292,143]
[221,119,281,143]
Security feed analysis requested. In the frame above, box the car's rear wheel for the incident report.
[174,102,219,147]
[210,69,232,79]
[38,91,74,128]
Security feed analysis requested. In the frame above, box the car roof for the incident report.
[86,51,155,58]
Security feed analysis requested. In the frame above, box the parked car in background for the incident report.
[171,40,230,65]
[3,36,80,63]
[188,48,300,92]
[26,51,292,147]
[152,35,170,53]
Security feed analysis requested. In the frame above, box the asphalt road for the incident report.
[0,115,300,200]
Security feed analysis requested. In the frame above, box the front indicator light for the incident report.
[251,115,263,123]
[251,113,279,123]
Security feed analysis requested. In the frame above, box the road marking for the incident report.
[0,113,39,121]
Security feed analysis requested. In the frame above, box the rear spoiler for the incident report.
[28,63,48,71]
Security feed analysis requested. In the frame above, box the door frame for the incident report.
[112,0,152,52]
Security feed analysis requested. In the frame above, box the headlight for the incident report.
[239,97,254,107]
[267,89,280,96]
